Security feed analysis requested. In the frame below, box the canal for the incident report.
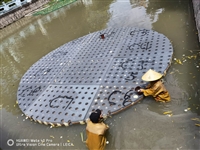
[0,0,200,149]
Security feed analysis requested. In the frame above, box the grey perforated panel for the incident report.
[24,85,99,123]
[17,27,173,125]
[17,84,48,112]
[20,60,66,84]
[74,28,127,59]
[54,58,112,84]
[85,85,144,119]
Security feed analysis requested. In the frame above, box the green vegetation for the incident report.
[0,0,12,5]
[33,0,76,16]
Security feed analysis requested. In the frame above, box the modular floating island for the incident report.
[17,27,173,127]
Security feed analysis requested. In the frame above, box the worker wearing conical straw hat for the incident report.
[139,69,170,102]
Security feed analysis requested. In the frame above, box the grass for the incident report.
[0,0,12,5]
[33,0,76,16]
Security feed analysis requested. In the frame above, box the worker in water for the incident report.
[138,69,170,102]
[86,109,109,150]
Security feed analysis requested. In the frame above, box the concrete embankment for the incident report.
[0,0,49,29]
[1,0,200,43]
[192,0,200,42]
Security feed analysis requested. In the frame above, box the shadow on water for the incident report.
[0,0,200,149]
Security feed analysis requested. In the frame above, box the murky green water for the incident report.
[0,0,200,149]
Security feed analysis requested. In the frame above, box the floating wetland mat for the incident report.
[17,27,173,126]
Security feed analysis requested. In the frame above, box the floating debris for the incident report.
[191,118,200,122]
[79,121,85,125]
[187,55,197,59]
[167,114,173,117]
[50,135,55,138]
[184,108,191,112]
[174,58,183,65]
[163,111,172,115]
[195,124,200,127]
[173,54,197,66]
[80,132,84,142]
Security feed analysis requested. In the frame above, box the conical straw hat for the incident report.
[142,69,162,81]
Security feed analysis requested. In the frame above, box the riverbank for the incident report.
[0,0,49,29]
[1,0,200,44]
[192,0,200,42]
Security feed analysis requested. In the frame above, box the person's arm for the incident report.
[140,88,155,96]
[139,83,151,92]
[102,122,109,130]
[106,124,109,129]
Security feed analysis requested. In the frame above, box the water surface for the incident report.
[0,0,200,149]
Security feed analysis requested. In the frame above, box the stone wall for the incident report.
[1,0,200,37]
[192,0,200,42]
[0,0,49,29]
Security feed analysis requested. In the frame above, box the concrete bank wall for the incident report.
[1,0,200,39]
[0,0,49,29]
[192,0,200,42]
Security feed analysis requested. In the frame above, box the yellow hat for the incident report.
[141,69,162,81]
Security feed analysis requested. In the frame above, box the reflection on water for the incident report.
[0,0,200,149]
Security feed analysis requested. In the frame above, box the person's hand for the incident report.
[100,113,103,117]
[139,89,144,92]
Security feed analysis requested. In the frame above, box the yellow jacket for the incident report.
[143,80,170,102]
[86,120,109,150]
